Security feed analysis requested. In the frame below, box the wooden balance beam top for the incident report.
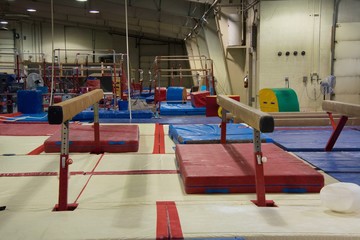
[322,100,360,117]
[48,89,104,124]
[217,95,274,133]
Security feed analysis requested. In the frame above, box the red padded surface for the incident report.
[44,125,139,153]
[206,95,240,117]
[175,143,324,194]
[190,91,210,108]
[155,87,167,103]
[0,123,59,136]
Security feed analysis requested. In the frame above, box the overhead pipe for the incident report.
[330,0,341,75]
[184,0,221,40]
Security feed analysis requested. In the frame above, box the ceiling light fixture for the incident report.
[0,21,8,24]
[27,8,37,12]
[89,10,99,14]
[76,0,88,2]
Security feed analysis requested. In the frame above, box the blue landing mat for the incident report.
[159,101,206,116]
[294,151,360,185]
[3,113,48,122]
[100,116,221,124]
[294,152,360,173]
[268,128,360,151]
[328,173,360,185]
[169,123,273,144]
[73,109,153,121]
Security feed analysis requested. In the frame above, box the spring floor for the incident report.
[0,119,360,240]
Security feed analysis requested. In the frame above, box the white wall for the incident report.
[258,0,334,111]
[333,0,360,104]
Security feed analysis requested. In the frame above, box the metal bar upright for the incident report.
[220,107,227,144]
[325,115,348,151]
[93,102,101,154]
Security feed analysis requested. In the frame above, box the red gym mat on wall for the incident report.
[175,143,324,194]
[44,125,139,153]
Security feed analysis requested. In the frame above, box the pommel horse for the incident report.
[48,89,104,211]
[217,95,275,207]
[322,100,360,151]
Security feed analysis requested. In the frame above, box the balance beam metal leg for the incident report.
[325,115,348,152]
[220,107,227,144]
[251,130,275,207]
[93,102,101,154]
[54,121,78,211]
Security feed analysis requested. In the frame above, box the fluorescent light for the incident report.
[0,21,8,24]
[76,0,88,2]
[89,10,99,14]
[27,8,37,12]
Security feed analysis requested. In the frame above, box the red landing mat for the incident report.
[0,123,59,136]
[44,125,139,153]
[175,143,324,194]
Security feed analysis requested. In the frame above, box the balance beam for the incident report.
[48,89,104,124]
[322,100,360,118]
[322,100,360,151]
[48,89,104,211]
[217,95,275,207]
[217,95,274,133]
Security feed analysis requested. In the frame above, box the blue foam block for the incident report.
[17,90,43,114]
[160,101,205,116]
[268,128,360,151]
[169,123,273,144]
[166,87,185,102]
[294,151,360,173]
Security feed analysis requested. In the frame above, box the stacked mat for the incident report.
[169,123,273,144]
[159,101,206,116]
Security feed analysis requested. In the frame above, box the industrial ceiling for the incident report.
[0,0,238,41]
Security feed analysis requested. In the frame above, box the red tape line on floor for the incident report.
[89,170,179,175]
[0,171,85,177]
[153,123,165,154]
[0,170,178,177]
[27,144,45,155]
[74,153,105,204]
[156,201,183,239]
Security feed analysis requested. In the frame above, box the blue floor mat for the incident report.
[159,101,206,116]
[328,173,360,185]
[169,123,273,144]
[4,113,48,122]
[268,128,360,151]
[294,151,360,185]
[100,116,221,124]
[73,109,153,121]
[294,151,360,173]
